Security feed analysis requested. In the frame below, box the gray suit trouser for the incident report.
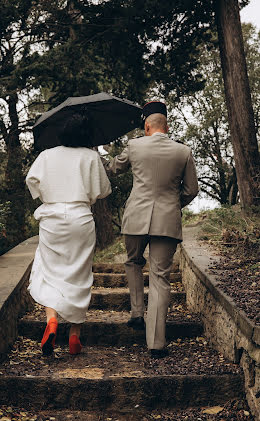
[124,234,178,350]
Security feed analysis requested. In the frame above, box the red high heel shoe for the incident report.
[69,335,82,355]
[41,317,58,356]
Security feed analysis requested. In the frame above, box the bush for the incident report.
[198,205,260,258]
[0,201,11,255]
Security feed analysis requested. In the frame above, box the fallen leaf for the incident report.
[203,406,224,414]
[55,367,104,379]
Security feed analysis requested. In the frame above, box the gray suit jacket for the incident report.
[105,132,199,241]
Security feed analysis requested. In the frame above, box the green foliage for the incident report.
[243,24,260,136]
[25,214,39,239]
[1,0,250,252]
[181,208,200,226]
[0,1,216,224]
[104,141,133,227]
[198,206,260,258]
[168,24,260,205]
[0,201,10,255]
[17,0,216,109]
[0,201,10,234]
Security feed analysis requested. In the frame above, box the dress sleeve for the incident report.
[180,150,199,208]
[88,153,112,205]
[25,152,45,200]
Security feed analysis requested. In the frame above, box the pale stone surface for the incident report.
[0,237,38,361]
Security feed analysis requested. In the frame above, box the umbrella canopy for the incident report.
[33,92,142,150]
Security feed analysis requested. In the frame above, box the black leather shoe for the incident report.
[127,317,145,330]
[150,348,169,359]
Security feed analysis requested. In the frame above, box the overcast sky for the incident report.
[240,0,260,30]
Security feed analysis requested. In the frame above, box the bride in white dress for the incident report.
[26,113,111,355]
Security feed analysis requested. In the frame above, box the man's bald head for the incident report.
[145,113,168,136]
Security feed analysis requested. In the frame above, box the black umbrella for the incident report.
[33,92,142,150]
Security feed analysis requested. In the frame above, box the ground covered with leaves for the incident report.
[21,302,201,324]
[198,206,260,325]
[0,335,241,377]
[0,400,253,421]
[0,334,250,420]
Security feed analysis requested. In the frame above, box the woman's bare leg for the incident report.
[45,307,58,322]
[69,324,82,338]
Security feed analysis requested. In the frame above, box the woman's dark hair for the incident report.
[58,112,92,147]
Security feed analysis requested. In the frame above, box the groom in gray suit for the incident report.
[105,101,199,358]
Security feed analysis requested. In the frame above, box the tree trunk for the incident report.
[228,166,238,205]
[4,93,26,248]
[68,0,82,40]
[215,0,260,211]
[92,199,114,250]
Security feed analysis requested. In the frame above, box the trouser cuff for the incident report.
[131,311,144,318]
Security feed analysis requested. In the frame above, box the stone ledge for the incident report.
[0,374,244,410]
[0,236,38,306]
[0,236,38,361]
[181,226,259,348]
[18,319,203,345]
[180,225,260,419]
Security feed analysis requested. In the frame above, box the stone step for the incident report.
[0,337,244,411]
[19,308,203,345]
[93,262,180,274]
[89,287,185,311]
[0,401,253,421]
[94,271,182,287]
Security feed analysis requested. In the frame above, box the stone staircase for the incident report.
[0,262,250,420]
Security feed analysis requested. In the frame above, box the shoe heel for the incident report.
[69,335,82,355]
[41,317,58,355]
[42,333,55,356]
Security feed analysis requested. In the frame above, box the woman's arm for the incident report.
[25,152,45,200]
[95,154,112,199]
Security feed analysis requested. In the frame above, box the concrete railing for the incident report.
[0,236,38,362]
[180,225,260,419]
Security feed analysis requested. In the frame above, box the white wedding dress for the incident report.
[29,202,95,323]
[26,146,111,323]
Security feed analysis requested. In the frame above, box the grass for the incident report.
[94,235,126,263]
[182,208,202,226]
[93,208,205,263]
[198,205,259,239]
[197,205,260,261]
[94,205,260,264]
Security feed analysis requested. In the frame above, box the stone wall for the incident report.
[180,225,260,419]
[0,237,38,362]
